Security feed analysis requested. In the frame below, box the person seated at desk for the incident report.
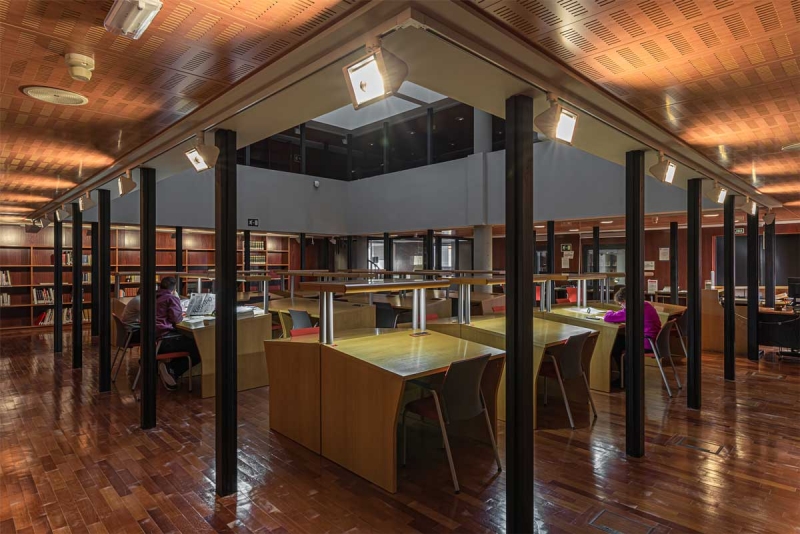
[156,277,199,391]
[604,287,662,384]
[121,288,141,342]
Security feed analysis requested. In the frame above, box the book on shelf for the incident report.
[35,307,91,326]
[0,293,10,306]
[250,241,265,250]
[53,252,92,266]
[0,270,11,286]
[32,287,55,304]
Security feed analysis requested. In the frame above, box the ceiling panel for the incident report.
[472,0,800,207]
[0,0,361,220]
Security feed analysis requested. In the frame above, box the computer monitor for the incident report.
[788,277,800,300]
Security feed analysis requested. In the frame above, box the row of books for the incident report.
[119,274,140,283]
[120,288,138,297]
[36,308,91,326]
[0,270,11,286]
[51,252,92,266]
[0,293,10,306]
[250,241,266,250]
[31,288,86,304]
[249,254,267,264]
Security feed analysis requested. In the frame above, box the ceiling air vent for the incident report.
[21,86,88,106]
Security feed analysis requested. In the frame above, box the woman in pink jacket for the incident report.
[604,287,662,385]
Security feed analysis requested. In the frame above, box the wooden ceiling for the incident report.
[0,0,360,220]
[472,0,800,207]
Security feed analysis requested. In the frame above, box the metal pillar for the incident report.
[625,150,645,458]
[54,220,63,353]
[670,221,679,304]
[747,209,760,361]
[505,94,533,534]
[175,226,183,273]
[140,168,157,429]
[71,203,82,368]
[98,190,111,392]
[723,194,736,380]
[686,179,702,410]
[215,129,238,496]
[90,222,99,337]
[764,217,776,308]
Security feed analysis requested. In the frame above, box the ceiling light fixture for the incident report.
[534,94,578,145]
[706,183,727,204]
[763,212,776,225]
[703,213,720,218]
[534,224,545,229]
[600,220,614,224]
[37,217,51,229]
[649,153,676,184]
[65,53,95,82]
[569,228,580,232]
[185,133,219,172]
[55,206,70,222]
[104,0,163,40]
[118,171,136,197]
[743,198,758,216]
[343,44,408,110]
[21,86,88,106]
[79,191,96,212]
[781,141,800,152]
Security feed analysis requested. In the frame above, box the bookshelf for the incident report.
[1,223,300,330]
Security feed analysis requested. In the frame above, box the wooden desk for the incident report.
[268,297,375,332]
[176,313,272,398]
[429,316,596,428]
[264,329,505,493]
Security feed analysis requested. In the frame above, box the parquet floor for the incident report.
[1,330,798,533]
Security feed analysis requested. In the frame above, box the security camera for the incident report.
[65,53,95,82]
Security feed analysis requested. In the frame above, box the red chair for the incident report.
[566,286,578,303]
[556,298,570,304]
[536,285,541,302]
[492,305,506,313]
[426,313,439,321]
[132,338,192,392]
[290,326,320,337]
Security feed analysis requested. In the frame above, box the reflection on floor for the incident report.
[1,330,798,533]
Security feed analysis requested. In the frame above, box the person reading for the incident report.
[121,288,140,325]
[156,277,199,391]
[604,287,662,385]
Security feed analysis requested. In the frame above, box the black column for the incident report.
[72,203,83,368]
[384,232,393,271]
[425,229,434,270]
[215,129,238,496]
[625,150,645,458]
[299,233,306,269]
[98,190,111,392]
[670,221,679,304]
[347,236,354,270]
[175,226,183,273]
[505,94,533,534]
[90,222,99,337]
[723,194,736,381]
[686,178,702,410]
[592,226,600,296]
[299,123,307,175]
[764,217,776,308]
[546,220,555,305]
[140,168,157,429]
[243,230,251,271]
[54,220,63,353]
[426,107,434,165]
[346,134,353,181]
[747,208,760,361]
[454,239,460,270]
[435,236,443,270]
[383,121,389,174]
[321,238,330,271]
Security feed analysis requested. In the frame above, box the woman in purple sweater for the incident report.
[604,287,662,385]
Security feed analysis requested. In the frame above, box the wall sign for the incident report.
[560,244,572,252]
[735,227,745,235]
[247,218,259,227]
[659,247,670,261]
[644,260,655,271]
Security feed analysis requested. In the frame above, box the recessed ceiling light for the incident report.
[600,220,614,224]
[21,86,88,106]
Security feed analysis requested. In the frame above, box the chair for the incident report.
[132,336,193,392]
[565,286,578,303]
[540,332,596,429]
[278,311,292,338]
[401,354,502,494]
[111,313,140,382]
[394,311,439,327]
[491,305,506,313]
[622,319,682,397]
[556,298,570,304]
[536,285,541,302]
[289,309,313,329]
[290,327,320,337]
[375,302,398,328]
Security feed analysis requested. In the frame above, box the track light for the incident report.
[764,212,776,225]
[104,0,162,40]
[649,153,676,184]
[79,191,96,212]
[55,206,70,222]
[118,171,136,197]
[706,183,727,204]
[342,45,408,109]
[185,133,219,172]
[37,218,51,229]
[743,198,758,216]
[534,94,578,145]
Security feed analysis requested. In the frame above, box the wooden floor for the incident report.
[1,330,799,534]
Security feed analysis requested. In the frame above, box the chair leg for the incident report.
[582,372,597,419]
[132,366,141,391]
[481,397,502,472]
[550,357,575,429]
[652,347,673,398]
[111,346,124,382]
[667,350,682,389]
[402,410,407,467]
[432,392,459,494]
[675,323,689,359]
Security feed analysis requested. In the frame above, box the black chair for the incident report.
[646,319,682,397]
[111,313,140,382]
[288,309,313,329]
[540,332,597,429]
[375,302,398,328]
